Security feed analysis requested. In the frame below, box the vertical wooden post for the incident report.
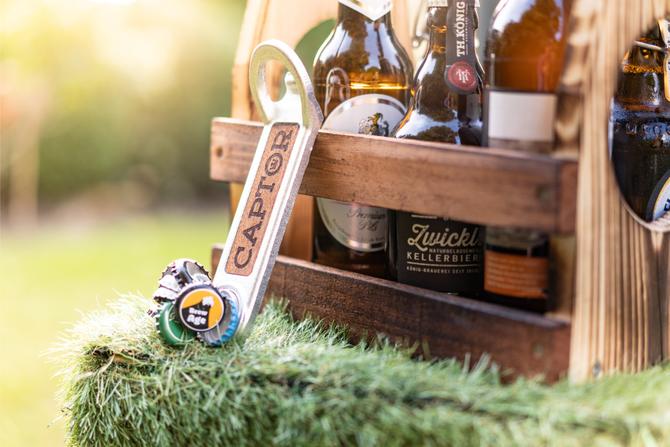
[557,0,670,381]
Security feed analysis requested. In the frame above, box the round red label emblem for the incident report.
[447,61,477,93]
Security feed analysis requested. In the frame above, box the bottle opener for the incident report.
[152,40,323,346]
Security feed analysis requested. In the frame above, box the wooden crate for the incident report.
[211,120,576,380]
[212,0,670,382]
[212,249,571,382]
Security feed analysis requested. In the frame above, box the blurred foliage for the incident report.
[0,212,229,446]
[2,0,246,208]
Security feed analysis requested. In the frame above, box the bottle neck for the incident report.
[412,4,481,114]
[617,25,668,106]
[443,2,479,65]
[426,7,448,54]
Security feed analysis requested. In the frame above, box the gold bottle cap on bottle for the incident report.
[659,19,670,102]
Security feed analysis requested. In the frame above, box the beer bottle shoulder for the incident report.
[486,0,570,92]
[489,0,569,37]
[313,21,413,80]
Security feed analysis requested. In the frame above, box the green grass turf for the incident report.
[0,212,228,447]
[54,297,670,447]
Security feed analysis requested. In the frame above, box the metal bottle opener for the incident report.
[152,40,323,347]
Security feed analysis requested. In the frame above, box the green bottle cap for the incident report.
[156,302,195,346]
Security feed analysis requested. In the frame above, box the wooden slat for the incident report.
[212,247,571,381]
[564,0,670,381]
[211,118,577,234]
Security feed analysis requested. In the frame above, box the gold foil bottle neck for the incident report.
[659,19,670,102]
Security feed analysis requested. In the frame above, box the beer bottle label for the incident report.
[484,250,549,299]
[317,94,406,252]
[646,170,670,222]
[484,228,549,300]
[444,0,478,95]
[483,90,555,300]
[338,0,391,21]
[395,213,484,293]
[485,90,558,151]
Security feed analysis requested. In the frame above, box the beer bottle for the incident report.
[387,0,485,295]
[312,0,413,277]
[483,0,572,312]
[611,19,670,223]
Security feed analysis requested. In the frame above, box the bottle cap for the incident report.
[156,302,195,347]
[197,294,241,347]
[176,285,226,333]
[658,19,670,102]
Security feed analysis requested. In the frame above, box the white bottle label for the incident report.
[486,90,557,144]
[318,199,388,252]
[338,0,392,21]
[318,94,406,252]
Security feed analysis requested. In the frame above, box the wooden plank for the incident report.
[211,118,578,234]
[211,247,571,381]
[564,0,670,381]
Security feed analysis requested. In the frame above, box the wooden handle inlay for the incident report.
[226,123,300,276]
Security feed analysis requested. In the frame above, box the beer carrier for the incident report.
[210,0,670,381]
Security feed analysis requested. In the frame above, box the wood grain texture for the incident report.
[211,246,571,381]
[211,118,578,234]
[557,0,670,381]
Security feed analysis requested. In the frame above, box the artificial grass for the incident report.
[54,297,670,447]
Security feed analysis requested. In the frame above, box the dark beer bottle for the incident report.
[312,0,413,277]
[611,19,670,222]
[387,0,485,295]
[483,0,572,313]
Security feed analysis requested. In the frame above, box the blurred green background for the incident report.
[0,1,499,445]
[1,1,246,445]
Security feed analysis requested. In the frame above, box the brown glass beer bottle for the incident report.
[387,0,485,295]
[611,20,670,222]
[312,0,413,277]
[483,0,572,312]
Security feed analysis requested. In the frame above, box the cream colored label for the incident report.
[338,0,392,21]
[487,91,557,143]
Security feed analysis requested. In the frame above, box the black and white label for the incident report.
[395,213,484,293]
[338,0,391,21]
[318,94,406,252]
